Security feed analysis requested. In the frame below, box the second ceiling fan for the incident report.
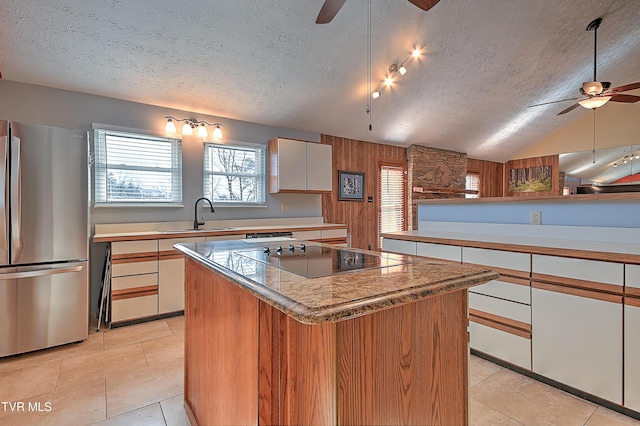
[315,0,440,24]
[530,18,640,115]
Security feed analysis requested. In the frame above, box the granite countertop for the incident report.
[175,239,499,325]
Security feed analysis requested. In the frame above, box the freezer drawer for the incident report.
[0,261,89,357]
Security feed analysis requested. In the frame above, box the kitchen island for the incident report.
[175,239,498,425]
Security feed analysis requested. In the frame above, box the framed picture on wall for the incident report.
[338,170,365,201]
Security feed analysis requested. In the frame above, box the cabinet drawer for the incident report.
[417,242,461,262]
[112,260,158,277]
[158,237,206,252]
[463,247,529,274]
[112,240,158,255]
[532,255,623,286]
[625,304,640,411]
[469,292,530,324]
[627,264,640,289]
[112,295,158,322]
[470,277,530,304]
[321,228,347,239]
[382,239,416,255]
[292,230,322,240]
[470,322,531,370]
[112,273,157,291]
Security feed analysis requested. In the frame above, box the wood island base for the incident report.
[184,258,470,425]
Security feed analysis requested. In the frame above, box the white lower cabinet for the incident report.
[532,287,622,404]
[625,304,640,411]
[416,242,461,262]
[469,322,531,369]
[381,239,416,255]
[158,258,185,314]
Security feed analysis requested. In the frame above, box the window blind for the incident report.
[203,143,266,205]
[379,165,406,248]
[94,129,182,205]
[465,173,480,198]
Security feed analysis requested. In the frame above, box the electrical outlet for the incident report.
[530,211,542,225]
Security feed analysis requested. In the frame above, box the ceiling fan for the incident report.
[529,18,640,115]
[315,0,440,24]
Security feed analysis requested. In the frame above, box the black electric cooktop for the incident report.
[235,244,409,278]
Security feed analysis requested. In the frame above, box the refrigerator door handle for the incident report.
[10,133,22,263]
[0,265,83,280]
[0,133,7,254]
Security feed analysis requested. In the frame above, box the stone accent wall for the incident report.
[407,145,467,229]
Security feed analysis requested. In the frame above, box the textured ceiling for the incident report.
[0,0,639,162]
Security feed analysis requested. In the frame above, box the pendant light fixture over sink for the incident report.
[164,116,223,140]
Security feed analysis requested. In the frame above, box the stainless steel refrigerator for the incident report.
[0,120,89,357]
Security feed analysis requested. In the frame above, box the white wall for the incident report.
[0,80,324,314]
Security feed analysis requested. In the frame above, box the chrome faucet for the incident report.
[194,197,215,230]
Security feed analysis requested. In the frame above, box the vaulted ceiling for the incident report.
[1,0,639,162]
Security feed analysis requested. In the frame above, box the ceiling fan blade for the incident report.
[557,103,581,115]
[315,0,347,24]
[607,82,640,94]
[529,97,580,108]
[609,93,640,103]
[407,0,441,12]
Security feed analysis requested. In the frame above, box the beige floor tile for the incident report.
[141,333,184,368]
[471,368,597,426]
[469,398,524,425]
[470,373,484,388]
[17,332,104,369]
[91,403,166,426]
[103,321,172,350]
[160,394,191,426]
[0,376,106,426]
[165,316,184,335]
[470,355,502,380]
[57,343,148,389]
[0,360,61,402]
[585,407,640,425]
[0,355,22,374]
[106,362,183,418]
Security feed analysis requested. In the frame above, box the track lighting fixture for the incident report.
[371,48,422,99]
[164,116,223,140]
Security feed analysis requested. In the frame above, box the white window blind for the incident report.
[465,173,480,198]
[379,165,406,248]
[203,143,266,205]
[94,129,182,205]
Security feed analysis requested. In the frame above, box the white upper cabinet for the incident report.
[269,138,332,193]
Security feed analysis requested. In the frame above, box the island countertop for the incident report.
[175,239,499,324]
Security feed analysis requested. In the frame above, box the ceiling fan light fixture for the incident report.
[578,96,611,109]
[582,81,603,95]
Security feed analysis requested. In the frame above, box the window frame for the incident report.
[378,161,407,250]
[203,141,267,207]
[93,126,183,207]
[465,172,481,198]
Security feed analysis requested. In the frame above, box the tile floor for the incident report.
[0,316,637,426]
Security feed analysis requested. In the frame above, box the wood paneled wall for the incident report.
[467,158,505,197]
[321,135,406,251]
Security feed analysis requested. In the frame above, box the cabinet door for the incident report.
[159,258,185,314]
[532,287,622,403]
[625,303,640,411]
[416,242,461,262]
[306,143,332,191]
[382,239,416,255]
[275,138,306,191]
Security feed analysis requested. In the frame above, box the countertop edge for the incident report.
[176,243,499,325]
[94,223,347,243]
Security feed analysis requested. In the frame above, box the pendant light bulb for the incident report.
[213,124,222,140]
[372,91,380,99]
[165,118,176,134]
[197,123,208,138]
[412,48,421,58]
[384,76,393,87]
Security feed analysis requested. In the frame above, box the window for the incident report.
[379,164,406,249]
[465,173,480,198]
[94,129,182,205]
[203,143,266,205]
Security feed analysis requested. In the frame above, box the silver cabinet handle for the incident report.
[0,265,83,280]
